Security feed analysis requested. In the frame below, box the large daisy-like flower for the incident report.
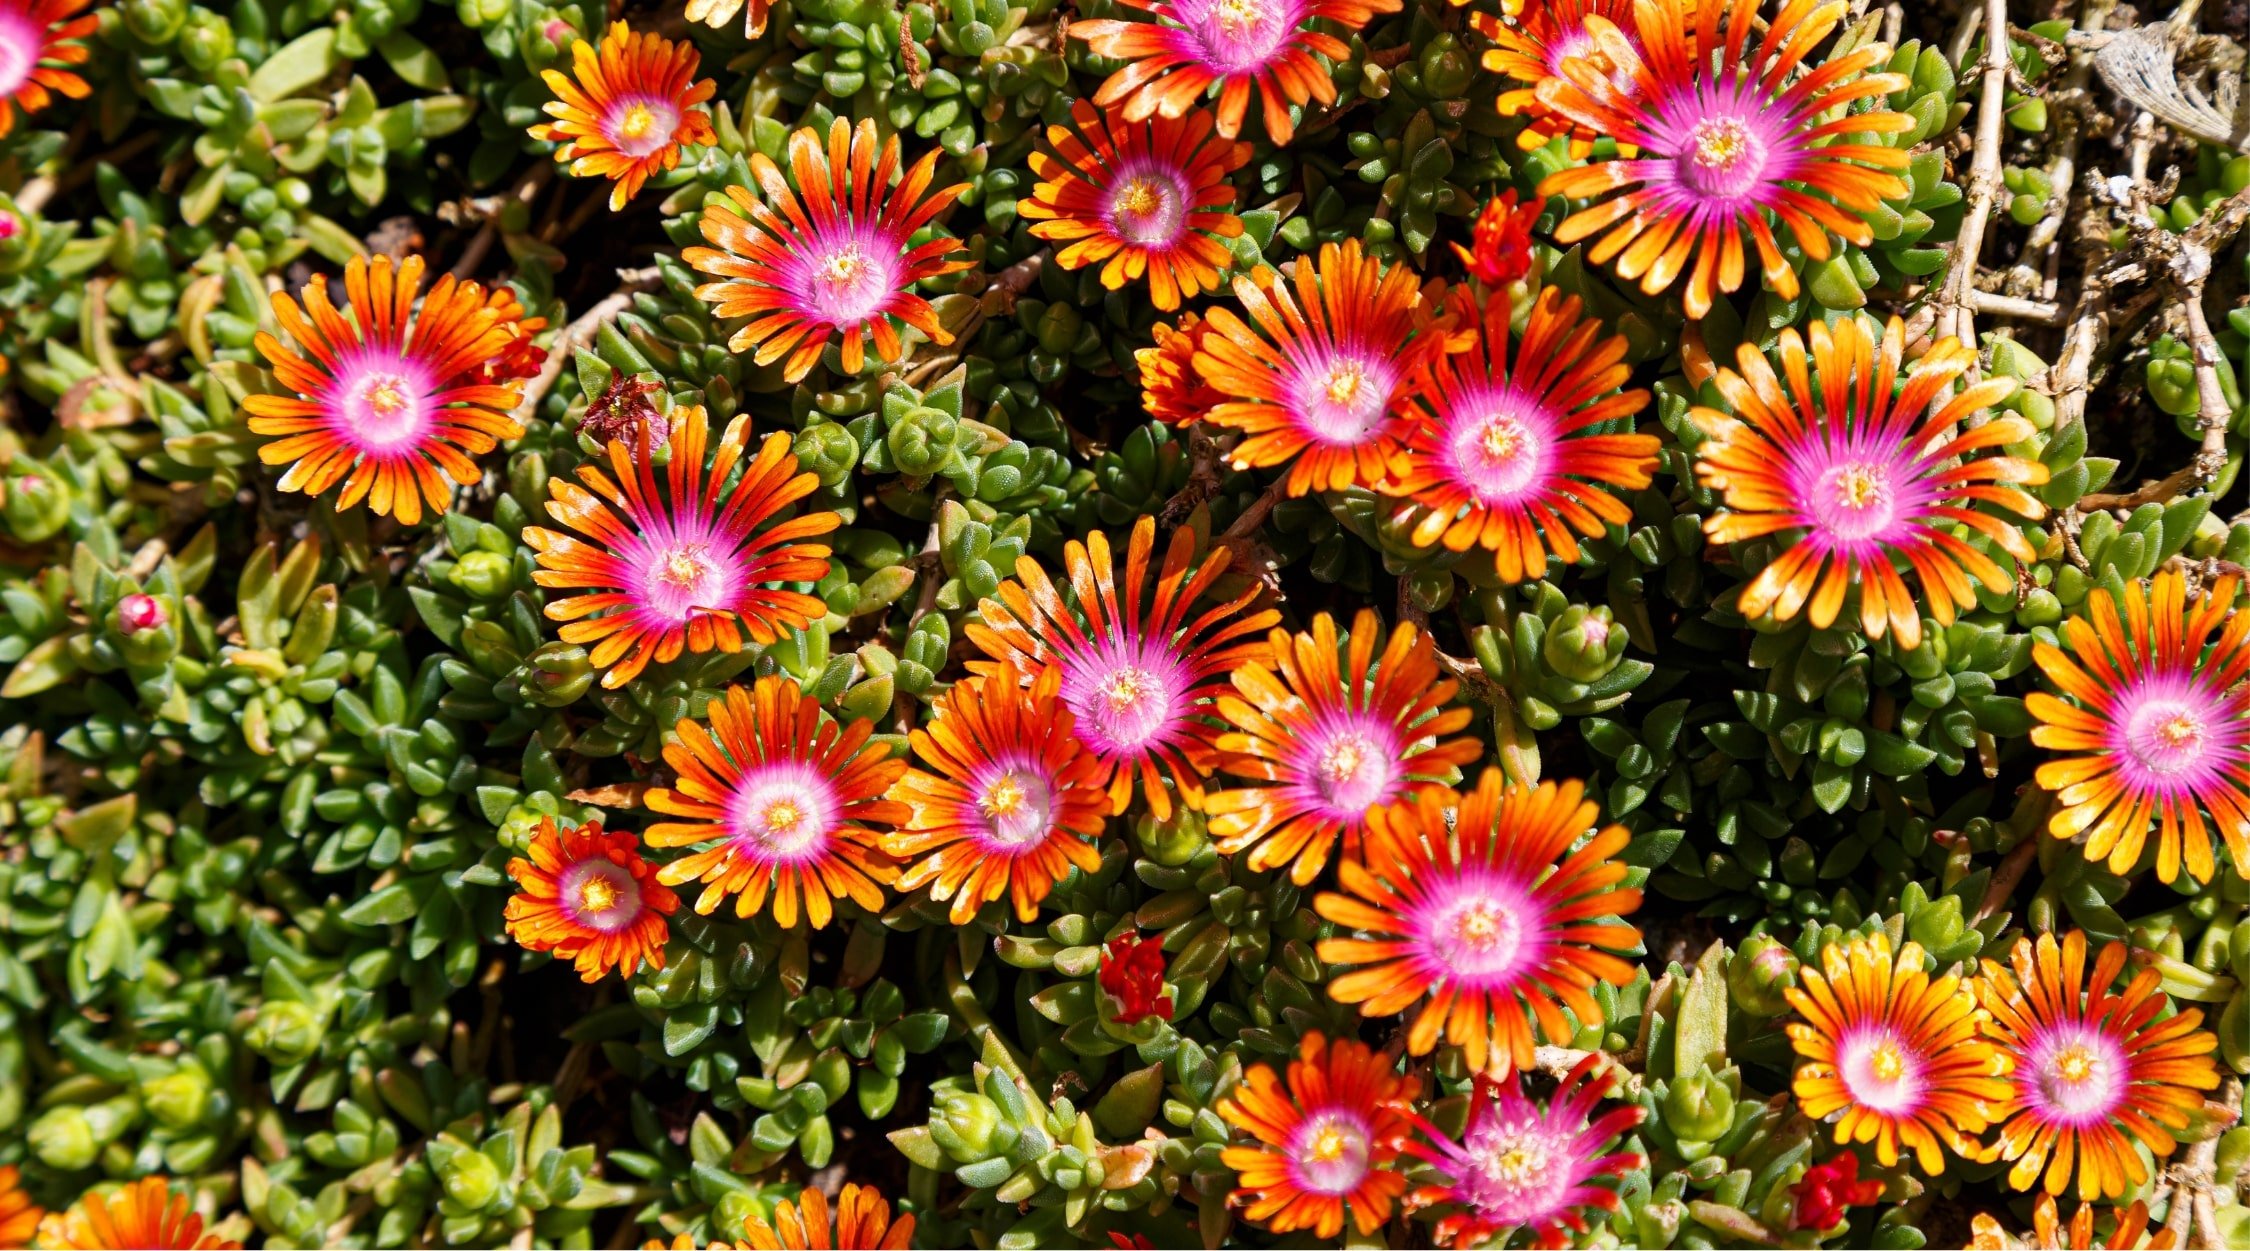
[1072,0,1401,145]
[1195,239,1450,496]
[1473,0,1652,157]
[1785,931,2012,1173]
[245,255,528,525]
[1388,286,1657,584]
[1535,0,1913,317]
[887,661,1109,924]
[1403,1053,1645,1249]
[524,408,838,689]
[740,1183,915,1250]
[1315,772,1643,1074]
[965,515,1277,819]
[1975,930,2221,1199]
[1206,608,1479,885]
[1692,315,2048,649]
[503,817,678,981]
[535,23,716,210]
[1969,1195,2177,1251]
[684,118,971,383]
[1018,99,1250,311]
[0,0,94,139]
[2029,569,2250,884]
[645,675,908,926]
[36,1178,239,1251]
[0,1165,39,1250]
[1216,1031,1418,1239]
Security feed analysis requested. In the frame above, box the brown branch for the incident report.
[1935,0,2015,373]
[448,164,553,281]
[1219,476,1289,548]
[1975,838,2037,922]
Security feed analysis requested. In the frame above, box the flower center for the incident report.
[659,544,717,591]
[1304,722,1401,816]
[1108,167,1190,247]
[1693,117,1751,170]
[1676,112,1771,199]
[559,860,643,933]
[1423,883,1529,983]
[726,764,838,863]
[1326,362,1365,406]
[1459,1117,1571,1218]
[977,766,1056,849]
[605,97,681,158]
[343,367,431,449]
[1838,1028,1925,1115]
[1808,459,1902,542]
[1064,641,1187,758]
[2123,693,2220,780]
[1447,399,1550,504]
[797,234,898,327]
[1287,1112,1372,1197]
[0,13,34,98]
[2030,1028,2127,1122]
[579,874,619,914]
[1291,349,1398,445]
[1216,0,1261,30]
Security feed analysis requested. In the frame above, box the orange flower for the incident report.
[685,118,970,383]
[1975,931,2221,1200]
[1019,99,1249,311]
[1785,931,2012,1173]
[1692,316,2047,649]
[535,23,717,210]
[35,1178,239,1251]
[683,0,767,38]
[504,816,678,981]
[1315,772,1644,1074]
[1195,239,1451,496]
[886,661,1109,924]
[1205,609,1480,885]
[0,1166,39,1250]
[0,0,94,138]
[524,408,837,689]
[1217,1032,1418,1239]
[645,675,908,926]
[965,515,1276,819]
[1389,286,1657,584]
[1136,312,1222,425]
[741,1184,914,1250]
[1472,0,1654,156]
[1452,190,1542,287]
[1969,1195,2177,1251]
[1536,0,1913,317]
[245,255,528,525]
[642,1237,744,1250]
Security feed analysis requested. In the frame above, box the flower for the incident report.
[245,255,529,525]
[524,408,838,689]
[1473,0,1649,156]
[682,0,766,38]
[1098,932,1174,1025]
[1314,772,1644,1074]
[886,662,1108,924]
[1072,0,1402,145]
[1205,609,1480,884]
[0,0,93,139]
[1975,930,2221,1199]
[1534,0,1913,317]
[1018,99,1250,311]
[1387,286,1658,585]
[1452,190,1542,287]
[35,1178,239,1251]
[1789,1152,1883,1232]
[1194,240,1450,496]
[644,675,908,926]
[579,373,665,448]
[1136,312,1223,425]
[1216,1031,1418,1238]
[1785,931,2012,1172]
[684,118,971,383]
[535,23,716,210]
[641,1238,743,1250]
[2029,569,2250,884]
[1402,1053,1644,1249]
[740,1184,914,1250]
[503,817,678,981]
[1969,1195,2177,1251]
[965,515,1277,819]
[0,1165,40,1250]
[475,286,549,384]
[1693,315,2048,649]
[115,593,167,635]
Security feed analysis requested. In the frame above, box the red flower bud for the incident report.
[1790,1151,1882,1231]
[116,593,168,635]
[1098,932,1173,1026]
[1452,190,1542,288]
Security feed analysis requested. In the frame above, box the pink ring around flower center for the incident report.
[2022,1020,2130,1128]
[1409,865,1547,990]
[600,93,684,159]
[557,857,644,933]
[2112,671,2241,790]
[724,759,841,864]
[1642,75,1808,213]
[331,347,440,455]
[623,526,747,626]
[1175,0,1306,74]
[1285,1109,1375,1196]
[1835,1025,1927,1116]
[782,221,909,331]
[1059,633,1193,759]
[968,754,1058,853]
[1289,710,1405,818]
[1284,345,1402,447]
[1439,384,1557,506]
[1106,158,1195,248]
[0,8,37,98]
[1459,1111,1574,1221]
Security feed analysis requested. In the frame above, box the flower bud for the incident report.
[1662,1069,1737,1142]
[116,593,168,635]
[520,642,593,706]
[247,999,324,1066]
[1133,808,1208,867]
[3,472,70,543]
[27,1105,99,1171]
[1728,934,1799,1016]
[887,406,960,478]
[1543,604,1628,684]
[120,0,187,44]
[141,1064,214,1131]
[440,1144,504,1211]
[930,1089,1013,1162]
[177,6,233,69]
[448,550,513,600]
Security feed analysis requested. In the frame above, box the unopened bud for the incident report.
[1728,934,1799,1017]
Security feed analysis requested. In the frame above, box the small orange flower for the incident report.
[35,1178,239,1251]
[742,1183,914,1250]
[504,817,678,981]
[1136,312,1222,425]
[1969,1195,2177,1251]
[1452,190,1542,288]
[1785,931,2012,1173]
[1019,99,1249,311]
[1217,1032,1418,1239]
[0,0,94,138]
[0,1165,40,1250]
[536,23,717,210]
[887,661,1110,924]
[645,675,909,927]
[245,255,528,525]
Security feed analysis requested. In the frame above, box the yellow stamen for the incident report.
[983,773,1027,818]
[1102,667,1151,711]
[618,103,659,141]
[1493,1146,1539,1184]
[658,546,713,589]
[1454,904,1501,947]
[1307,1124,1350,1162]
[822,247,866,285]
[365,379,411,416]
[2160,714,2201,750]
[1325,362,1365,406]
[763,799,802,834]
[1836,465,1884,509]
[1481,419,1522,462]
[579,875,620,915]
[1692,118,1751,171]
[1118,179,1165,218]
[1868,1041,1906,1083]
[2054,1045,2096,1084]
[1216,0,1261,31]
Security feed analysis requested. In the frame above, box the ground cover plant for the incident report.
[5,0,2250,1245]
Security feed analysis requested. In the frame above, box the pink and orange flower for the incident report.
[645,676,907,927]
[1473,0,1653,157]
[740,1184,915,1250]
[35,1178,240,1251]
[246,255,529,525]
[1452,190,1542,288]
[1205,608,1480,885]
[0,0,95,139]
[685,118,971,383]
[535,23,717,209]
[1216,1031,1418,1239]
[1315,772,1644,1074]
[0,1165,38,1250]
[1136,311,1224,425]
[1019,100,1249,311]
[503,817,678,981]
[1388,286,1658,584]
[2029,569,2250,884]
[525,409,838,689]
